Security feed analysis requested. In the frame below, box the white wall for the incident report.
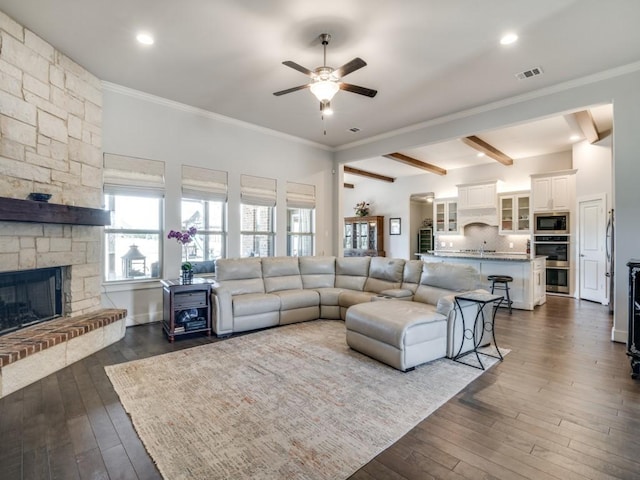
[337,66,640,344]
[101,84,335,325]
[344,151,571,259]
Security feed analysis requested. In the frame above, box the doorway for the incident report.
[578,194,607,303]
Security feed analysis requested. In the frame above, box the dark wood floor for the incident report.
[1,296,638,480]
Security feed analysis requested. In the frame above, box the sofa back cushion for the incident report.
[401,260,424,294]
[215,258,265,295]
[299,256,336,289]
[363,257,405,293]
[420,262,480,291]
[262,257,303,293]
[413,262,480,305]
[335,257,371,291]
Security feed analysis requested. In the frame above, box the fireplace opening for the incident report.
[0,267,64,336]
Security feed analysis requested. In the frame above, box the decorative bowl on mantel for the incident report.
[27,193,52,202]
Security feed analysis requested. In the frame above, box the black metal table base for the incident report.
[452,292,504,370]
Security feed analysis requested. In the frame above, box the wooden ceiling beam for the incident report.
[344,166,395,183]
[461,135,514,166]
[574,110,600,143]
[343,182,354,189]
[383,152,447,176]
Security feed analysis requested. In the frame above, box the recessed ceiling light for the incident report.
[569,134,581,142]
[477,152,485,158]
[500,33,518,45]
[136,32,154,45]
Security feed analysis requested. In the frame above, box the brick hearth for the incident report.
[0,309,127,398]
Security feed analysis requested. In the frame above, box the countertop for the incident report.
[420,251,545,262]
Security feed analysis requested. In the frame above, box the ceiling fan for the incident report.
[273,33,377,115]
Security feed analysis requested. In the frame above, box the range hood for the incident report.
[458,208,499,228]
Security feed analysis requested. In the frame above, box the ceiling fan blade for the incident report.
[273,84,311,96]
[340,83,377,98]
[334,57,367,78]
[282,61,314,77]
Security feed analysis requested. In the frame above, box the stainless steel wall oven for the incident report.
[534,234,570,294]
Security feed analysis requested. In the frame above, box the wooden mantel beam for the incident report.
[383,152,447,176]
[461,135,514,166]
[574,110,600,144]
[344,166,395,183]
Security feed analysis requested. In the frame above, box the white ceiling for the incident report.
[1,0,638,150]
[344,103,614,183]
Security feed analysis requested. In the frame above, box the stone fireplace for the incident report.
[0,11,127,398]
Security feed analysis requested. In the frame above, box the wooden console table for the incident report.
[161,278,212,342]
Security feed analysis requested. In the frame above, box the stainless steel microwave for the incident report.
[534,212,570,234]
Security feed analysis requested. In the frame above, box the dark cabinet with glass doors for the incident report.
[628,260,640,379]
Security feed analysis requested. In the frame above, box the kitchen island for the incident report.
[420,252,546,310]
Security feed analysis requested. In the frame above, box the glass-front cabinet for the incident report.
[434,199,458,233]
[344,216,385,256]
[499,192,530,234]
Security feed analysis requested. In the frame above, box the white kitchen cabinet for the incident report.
[434,199,458,233]
[458,181,497,210]
[533,256,546,306]
[531,171,576,212]
[499,192,530,234]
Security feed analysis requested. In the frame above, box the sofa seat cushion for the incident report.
[232,293,280,317]
[338,290,377,308]
[346,301,446,347]
[313,287,346,306]
[272,289,319,310]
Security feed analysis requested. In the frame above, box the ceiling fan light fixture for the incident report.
[320,101,334,116]
[310,80,339,102]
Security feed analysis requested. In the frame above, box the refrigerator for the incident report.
[606,209,615,314]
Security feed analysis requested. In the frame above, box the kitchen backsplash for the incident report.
[434,224,529,253]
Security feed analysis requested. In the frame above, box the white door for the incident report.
[578,196,606,303]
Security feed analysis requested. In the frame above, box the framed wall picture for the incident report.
[389,217,401,235]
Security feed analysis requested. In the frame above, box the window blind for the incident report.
[182,165,228,201]
[103,153,165,195]
[240,174,277,207]
[286,182,316,209]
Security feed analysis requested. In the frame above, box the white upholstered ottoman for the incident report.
[345,300,448,372]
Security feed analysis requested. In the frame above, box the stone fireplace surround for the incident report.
[0,11,128,398]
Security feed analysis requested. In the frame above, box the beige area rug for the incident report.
[105,320,503,480]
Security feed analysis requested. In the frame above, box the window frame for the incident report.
[286,207,315,257]
[103,190,164,282]
[180,197,228,270]
[240,203,275,257]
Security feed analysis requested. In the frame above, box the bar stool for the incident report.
[487,275,513,314]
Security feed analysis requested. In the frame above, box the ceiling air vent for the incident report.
[515,66,544,80]
[348,127,361,133]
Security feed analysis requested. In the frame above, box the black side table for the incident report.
[161,278,212,342]
[453,292,504,370]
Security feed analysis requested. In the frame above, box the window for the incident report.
[241,204,274,257]
[240,175,276,257]
[104,193,163,281]
[287,208,314,256]
[181,198,226,271]
[103,153,165,281]
[181,165,228,272]
[286,182,316,257]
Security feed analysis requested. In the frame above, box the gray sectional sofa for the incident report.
[211,256,488,370]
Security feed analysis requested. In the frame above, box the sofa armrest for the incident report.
[378,288,413,299]
[211,285,234,336]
